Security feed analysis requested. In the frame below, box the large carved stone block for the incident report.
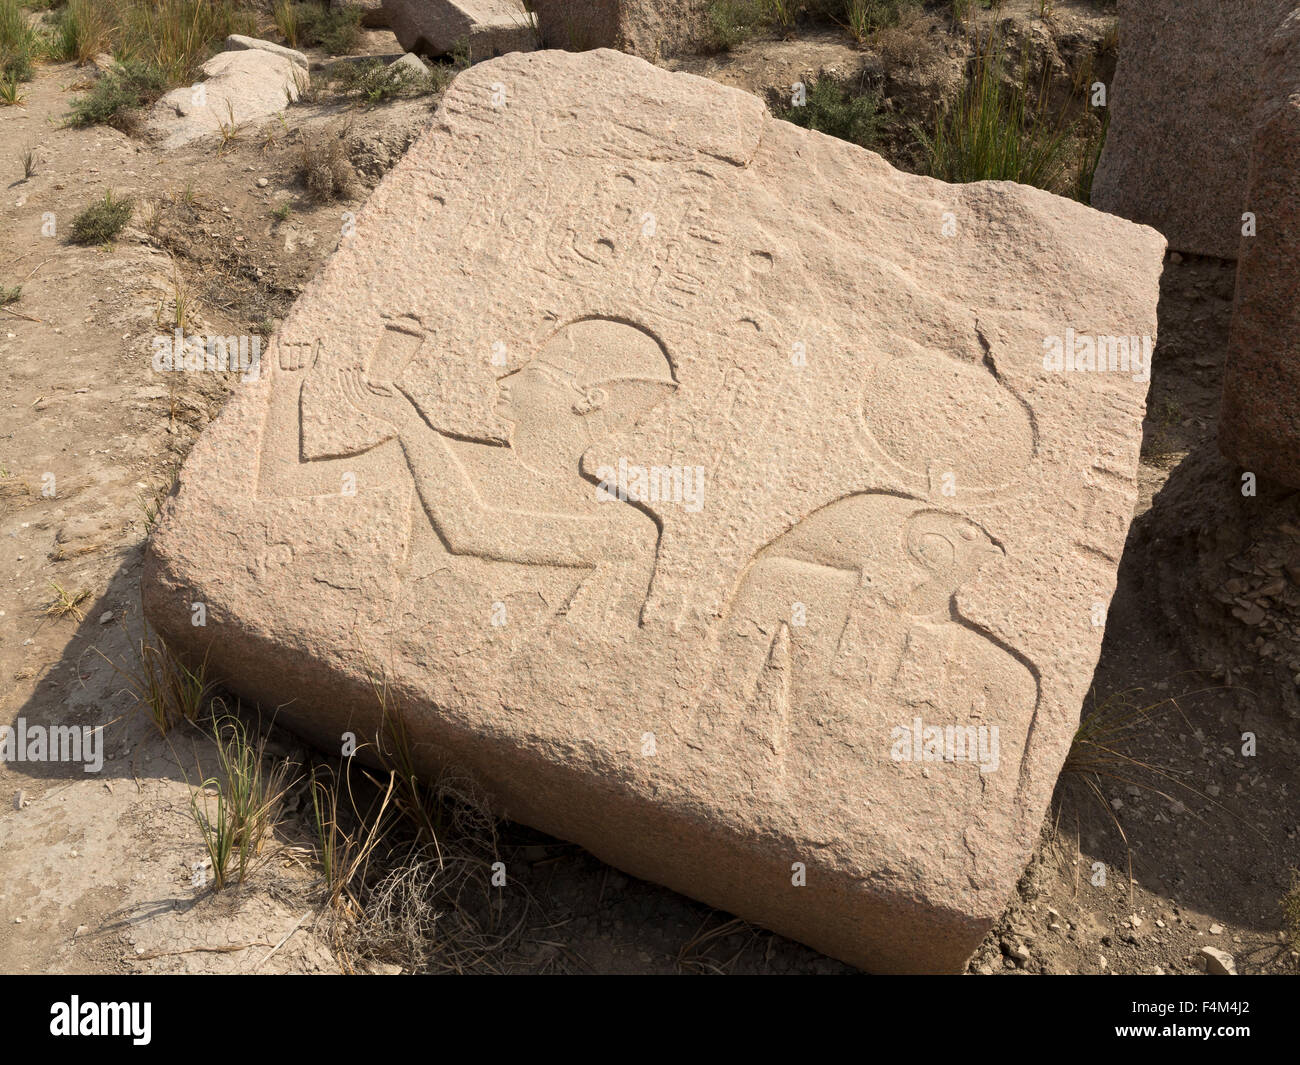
[143,49,1165,972]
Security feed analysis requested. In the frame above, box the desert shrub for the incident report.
[290,1,362,55]
[297,125,355,201]
[70,189,134,243]
[331,55,441,101]
[778,75,884,149]
[704,0,764,53]
[66,56,164,128]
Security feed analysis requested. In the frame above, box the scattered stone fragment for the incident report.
[146,50,306,150]
[385,0,537,58]
[1200,946,1237,975]
[223,34,309,71]
[530,0,710,59]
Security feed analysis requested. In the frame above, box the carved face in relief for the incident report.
[495,318,678,469]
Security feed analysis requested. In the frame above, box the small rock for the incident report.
[256,177,269,188]
[1200,946,1236,975]
[1209,922,1223,935]
[98,611,114,624]
[13,789,26,810]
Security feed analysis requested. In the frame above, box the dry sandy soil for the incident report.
[1,2,1296,975]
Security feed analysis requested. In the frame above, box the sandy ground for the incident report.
[2,3,1296,975]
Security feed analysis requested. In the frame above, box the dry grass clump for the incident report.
[304,677,540,973]
[297,124,355,202]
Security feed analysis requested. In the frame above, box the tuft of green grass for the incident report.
[310,759,395,920]
[190,712,298,890]
[271,200,292,222]
[106,628,212,734]
[1074,107,1109,204]
[1,284,20,304]
[120,0,255,86]
[0,71,23,104]
[0,0,37,80]
[778,75,884,150]
[916,34,1073,192]
[272,0,299,48]
[49,0,117,64]
[819,0,908,41]
[70,188,134,244]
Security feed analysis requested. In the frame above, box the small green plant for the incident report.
[70,188,134,244]
[103,627,211,734]
[0,71,24,104]
[137,463,179,535]
[371,675,442,842]
[20,141,36,177]
[122,0,256,85]
[778,75,884,149]
[763,0,795,31]
[271,200,292,222]
[332,56,438,102]
[1,284,19,304]
[66,58,164,129]
[215,98,241,152]
[190,712,297,890]
[705,0,763,53]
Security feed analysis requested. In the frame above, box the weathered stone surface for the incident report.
[1220,10,1300,487]
[529,0,709,59]
[224,34,309,70]
[384,0,536,58]
[1093,0,1295,259]
[146,50,303,150]
[143,49,1164,972]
